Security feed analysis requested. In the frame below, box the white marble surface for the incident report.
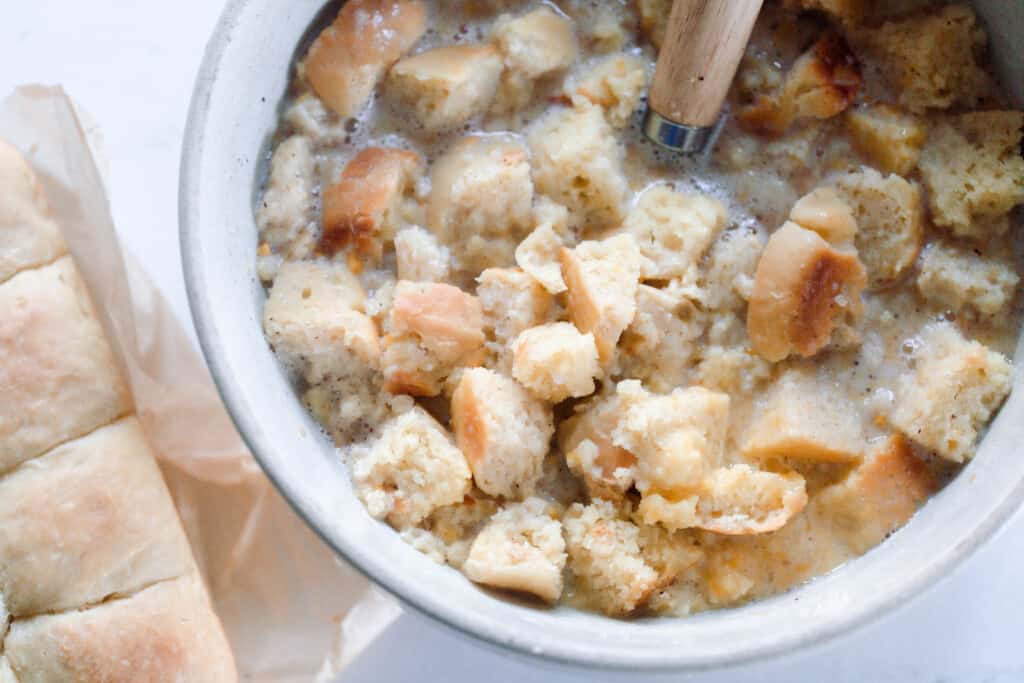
[2,2,1023,681]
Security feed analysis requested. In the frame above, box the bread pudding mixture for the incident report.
[256,0,1024,616]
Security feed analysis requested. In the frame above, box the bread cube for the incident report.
[512,322,601,402]
[394,225,451,282]
[637,0,670,50]
[697,227,766,314]
[515,223,566,294]
[0,139,67,285]
[451,368,554,499]
[0,258,132,473]
[919,111,1024,239]
[559,393,638,501]
[387,44,504,131]
[831,168,923,288]
[5,574,235,683]
[816,434,936,553]
[584,5,630,54]
[624,186,727,283]
[0,418,193,617]
[783,0,865,24]
[477,267,554,371]
[320,147,422,258]
[704,470,807,536]
[528,103,629,230]
[743,369,865,464]
[257,136,315,256]
[738,34,861,136]
[619,285,703,392]
[845,104,927,176]
[563,500,660,616]
[860,5,990,112]
[748,222,867,362]
[303,0,426,117]
[567,53,648,128]
[789,187,857,246]
[264,261,379,383]
[491,7,578,80]
[640,465,808,536]
[560,234,645,366]
[462,497,566,603]
[352,407,472,528]
[916,241,1019,317]
[381,281,485,396]
[892,323,1013,463]
[613,381,729,497]
[428,135,534,273]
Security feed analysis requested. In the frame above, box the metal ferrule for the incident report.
[643,109,717,154]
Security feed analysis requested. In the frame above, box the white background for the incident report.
[2,2,1023,681]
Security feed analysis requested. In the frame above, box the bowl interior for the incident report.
[180,0,1024,670]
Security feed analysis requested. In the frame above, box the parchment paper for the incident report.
[0,85,402,682]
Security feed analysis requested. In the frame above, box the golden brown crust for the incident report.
[320,147,422,257]
[748,222,867,362]
[304,0,426,118]
[738,33,861,137]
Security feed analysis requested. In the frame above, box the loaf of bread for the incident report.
[0,139,236,681]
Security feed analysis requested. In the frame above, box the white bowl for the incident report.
[180,0,1024,671]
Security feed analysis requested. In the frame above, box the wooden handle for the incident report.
[649,0,763,128]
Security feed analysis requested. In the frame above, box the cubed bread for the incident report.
[832,168,924,288]
[563,500,660,616]
[816,434,936,553]
[737,34,861,136]
[451,368,554,499]
[624,186,727,283]
[613,380,729,498]
[381,281,485,396]
[428,135,534,273]
[916,241,1019,317]
[387,44,504,132]
[302,0,426,117]
[0,418,193,618]
[528,103,629,230]
[919,111,1024,239]
[697,227,766,314]
[748,222,867,362]
[515,223,566,294]
[491,7,578,80]
[257,135,315,255]
[0,257,132,473]
[566,53,648,128]
[5,574,236,683]
[462,497,566,603]
[845,104,927,176]
[320,147,422,258]
[859,5,990,112]
[511,322,601,402]
[352,406,472,528]
[783,0,865,24]
[394,225,451,283]
[561,234,645,366]
[684,465,808,536]
[743,368,865,463]
[477,267,554,371]
[0,139,66,285]
[584,5,630,54]
[559,393,637,501]
[636,0,670,50]
[619,285,703,392]
[263,260,379,382]
[788,187,857,247]
[892,323,1012,463]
